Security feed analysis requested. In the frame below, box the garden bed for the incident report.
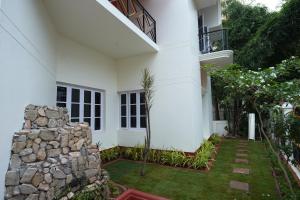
[101,134,222,171]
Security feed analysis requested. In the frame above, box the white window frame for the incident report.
[119,90,146,130]
[56,83,104,132]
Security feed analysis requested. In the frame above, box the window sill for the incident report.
[118,128,146,133]
[91,129,105,134]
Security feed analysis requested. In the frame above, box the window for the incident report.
[56,84,104,131]
[120,91,146,129]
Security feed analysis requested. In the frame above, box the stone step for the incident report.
[233,168,250,175]
[230,180,249,192]
[235,158,249,164]
[236,153,248,157]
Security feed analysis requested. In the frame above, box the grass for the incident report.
[104,139,279,200]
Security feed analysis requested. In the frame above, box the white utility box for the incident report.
[248,113,255,140]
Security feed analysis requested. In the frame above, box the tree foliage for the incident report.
[237,0,300,69]
[207,57,300,199]
[222,0,272,59]
[209,58,300,112]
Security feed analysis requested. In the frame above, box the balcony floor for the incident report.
[199,50,233,67]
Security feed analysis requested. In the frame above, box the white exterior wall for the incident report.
[117,0,204,152]
[0,0,57,196]
[56,36,119,150]
[0,0,220,196]
[199,2,222,29]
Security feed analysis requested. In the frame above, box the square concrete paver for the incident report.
[237,149,248,153]
[235,158,249,164]
[230,180,249,192]
[233,168,250,175]
[237,146,248,149]
[236,153,248,157]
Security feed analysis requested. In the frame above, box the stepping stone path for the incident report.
[229,140,250,192]
[233,168,250,175]
[230,180,249,192]
[236,153,248,157]
[237,149,248,153]
[235,158,249,164]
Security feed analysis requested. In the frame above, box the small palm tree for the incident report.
[140,68,154,176]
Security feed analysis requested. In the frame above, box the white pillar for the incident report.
[248,113,255,140]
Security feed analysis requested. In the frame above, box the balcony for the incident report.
[44,0,158,59]
[109,0,156,43]
[199,29,228,54]
[199,29,233,67]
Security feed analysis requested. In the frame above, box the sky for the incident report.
[242,0,283,11]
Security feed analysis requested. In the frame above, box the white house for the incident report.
[0,0,233,196]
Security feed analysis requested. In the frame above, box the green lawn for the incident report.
[105,139,278,200]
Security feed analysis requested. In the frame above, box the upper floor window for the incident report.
[56,84,104,131]
[120,91,146,129]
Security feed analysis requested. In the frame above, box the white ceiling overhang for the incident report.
[44,0,159,59]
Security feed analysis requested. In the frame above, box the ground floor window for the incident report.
[56,83,104,131]
[120,91,146,129]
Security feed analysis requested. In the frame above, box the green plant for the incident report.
[191,151,210,169]
[288,114,300,144]
[201,140,216,155]
[100,147,120,163]
[160,149,187,167]
[267,146,299,200]
[190,140,215,169]
[72,184,108,200]
[148,149,161,163]
[123,145,144,161]
[111,141,217,170]
[140,68,154,176]
[107,181,123,198]
[209,134,222,145]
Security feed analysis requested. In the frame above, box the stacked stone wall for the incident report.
[5,105,107,200]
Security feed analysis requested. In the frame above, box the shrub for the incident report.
[191,150,210,169]
[190,140,216,169]
[209,134,222,145]
[101,140,218,170]
[201,140,215,155]
[161,149,187,167]
[72,184,108,200]
[122,145,144,161]
[100,147,120,163]
[148,149,162,163]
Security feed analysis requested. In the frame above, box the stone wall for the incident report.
[5,105,107,200]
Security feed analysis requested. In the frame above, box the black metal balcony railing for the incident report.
[199,29,229,54]
[109,0,156,43]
